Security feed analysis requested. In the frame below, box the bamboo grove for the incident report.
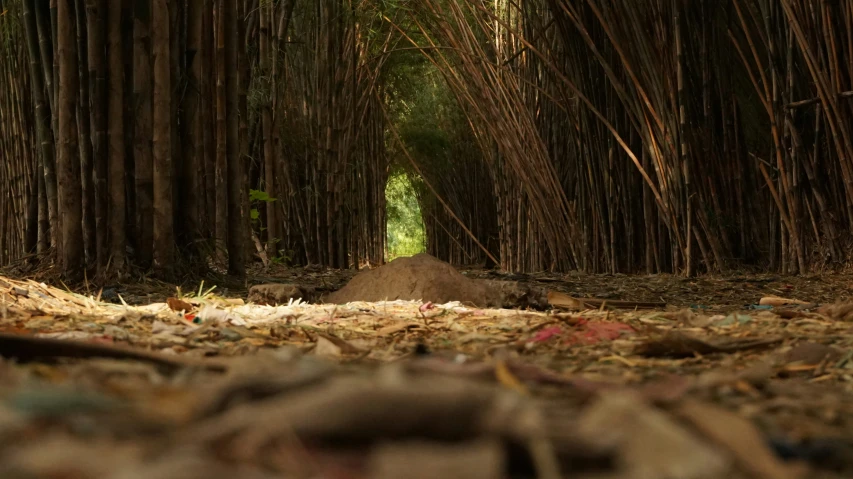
[2,0,853,277]
[397,0,853,274]
[0,0,390,278]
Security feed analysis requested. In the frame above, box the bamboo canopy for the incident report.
[396,0,853,274]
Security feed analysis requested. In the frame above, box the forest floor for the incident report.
[0,264,852,478]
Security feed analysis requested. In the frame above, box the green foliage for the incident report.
[250,189,277,203]
[358,0,415,44]
[384,55,483,188]
[249,189,276,225]
[385,59,459,178]
[380,44,486,259]
[0,3,22,52]
[386,172,425,259]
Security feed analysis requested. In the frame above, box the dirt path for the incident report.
[0,271,852,478]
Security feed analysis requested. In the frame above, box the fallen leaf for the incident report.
[549,291,666,310]
[505,360,579,387]
[456,332,498,344]
[818,302,853,321]
[368,440,504,479]
[270,324,306,340]
[783,342,842,366]
[316,332,366,355]
[377,321,422,337]
[314,336,342,357]
[776,309,806,319]
[635,332,783,358]
[715,314,753,326]
[577,393,730,479]
[638,374,691,404]
[759,296,809,307]
[676,399,802,479]
[494,360,528,395]
[547,291,586,310]
[579,298,667,310]
[167,297,194,313]
[0,332,225,372]
[185,373,534,446]
[693,363,774,391]
[661,309,700,326]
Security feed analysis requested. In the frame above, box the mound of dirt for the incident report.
[323,254,505,307]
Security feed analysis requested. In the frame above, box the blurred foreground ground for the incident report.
[0,267,852,478]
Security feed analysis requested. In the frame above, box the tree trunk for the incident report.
[57,0,84,276]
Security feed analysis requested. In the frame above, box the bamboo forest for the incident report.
[1,0,852,278]
[2,1,853,478]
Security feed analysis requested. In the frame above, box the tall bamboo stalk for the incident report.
[56,0,83,276]
[107,0,126,271]
[133,0,153,268]
[151,0,173,272]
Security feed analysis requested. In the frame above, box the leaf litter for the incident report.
[3,267,853,478]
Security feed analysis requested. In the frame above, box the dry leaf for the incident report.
[676,399,803,479]
[0,332,225,372]
[377,321,422,337]
[577,393,730,479]
[316,332,365,355]
[547,291,587,310]
[494,360,528,395]
[185,373,534,445]
[817,302,853,321]
[638,374,691,404]
[759,296,809,307]
[167,297,194,313]
[367,440,504,479]
[662,309,715,327]
[635,332,783,358]
[547,291,664,311]
[783,342,842,366]
[314,336,342,357]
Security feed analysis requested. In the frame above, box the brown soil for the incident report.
[323,253,503,307]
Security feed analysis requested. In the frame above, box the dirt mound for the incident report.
[323,254,504,307]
